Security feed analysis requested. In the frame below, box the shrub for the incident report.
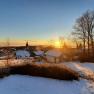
[0,68,10,78]
[10,63,79,81]
[79,53,94,62]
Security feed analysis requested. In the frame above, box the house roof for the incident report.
[34,51,44,56]
[45,49,62,57]
[16,50,30,57]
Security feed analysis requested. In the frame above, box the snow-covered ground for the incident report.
[62,62,94,94]
[80,63,94,71]
[0,75,88,94]
[63,62,94,80]
[0,60,94,94]
[16,50,30,59]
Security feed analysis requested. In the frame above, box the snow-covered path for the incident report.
[63,62,94,94]
[63,63,94,81]
[72,63,94,80]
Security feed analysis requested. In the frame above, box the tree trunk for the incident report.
[91,35,94,56]
[83,38,86,54]
[87,35,90,56]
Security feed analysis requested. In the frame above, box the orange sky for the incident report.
[0,38,74,48]
[0,39,50,46]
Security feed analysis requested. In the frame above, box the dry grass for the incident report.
[10,63,79,81]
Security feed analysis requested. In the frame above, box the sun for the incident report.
[54,40,61,48]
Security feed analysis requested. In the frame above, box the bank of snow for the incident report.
[80,63,94,71]
[0,75,86,94]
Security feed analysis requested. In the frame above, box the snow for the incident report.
[34,51,44,56]
[82,81,94,94]
[63,62,94,78]
[0,75,86,94]
[62,62,94,72]
[80,63,94,71]
[16,50,30,58]
[45,49,62,57]
[0,59,94,94]
[61,62,94,94]
[45,49,63,63]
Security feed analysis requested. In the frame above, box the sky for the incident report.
[0,0,94,46]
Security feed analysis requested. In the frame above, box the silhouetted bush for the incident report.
[10,63,79,81]
[0,68,10,78]
[79,53,94,62]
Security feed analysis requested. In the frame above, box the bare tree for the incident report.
[83,11,94,55]
[72,10,94,56]
[72,20,86,53]
[72,35,81,49]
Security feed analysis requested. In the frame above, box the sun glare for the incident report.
[54,40,61,48]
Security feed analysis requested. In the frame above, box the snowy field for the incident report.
[63,62,94,79]
[0,60,94,94]
[0,75,88,94]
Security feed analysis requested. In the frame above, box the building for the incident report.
[15,50,30,59]
[45,49,63,63]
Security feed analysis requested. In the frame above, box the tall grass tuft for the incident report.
[10,63,79,80]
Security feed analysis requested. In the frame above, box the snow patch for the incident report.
[16,50,30,58]
[46,49,62,57]
[0,75,86,94]
[34,51,44,56]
